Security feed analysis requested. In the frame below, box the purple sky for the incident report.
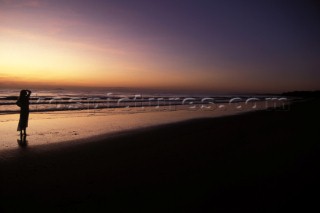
[1,0,319,93]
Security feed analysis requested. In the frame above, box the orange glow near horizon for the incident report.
[0,3,171,89]
[0,1,240,93]
[1,0,319,93]
[0,22,223,91]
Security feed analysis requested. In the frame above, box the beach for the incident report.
[2,0,319,211]
[0,98,319,212]
[0,100,271,151]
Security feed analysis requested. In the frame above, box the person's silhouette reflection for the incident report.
[17,134,28,147]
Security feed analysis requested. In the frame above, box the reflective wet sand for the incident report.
[0,102,270,151]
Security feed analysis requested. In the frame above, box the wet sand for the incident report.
[0,99,319,212]
[0,102,269,151]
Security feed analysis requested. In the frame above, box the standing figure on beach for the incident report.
[17,89,32,137]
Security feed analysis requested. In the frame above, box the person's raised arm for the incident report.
[26,90,32,97]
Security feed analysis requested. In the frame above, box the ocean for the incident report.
[0,89,271,115]
[0,88,288,150]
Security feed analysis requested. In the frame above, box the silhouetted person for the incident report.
[17,89,32,137]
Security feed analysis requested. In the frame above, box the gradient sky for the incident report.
[0,0,319,93]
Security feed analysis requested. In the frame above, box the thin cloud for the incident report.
[23,0,41,7]
[0,0,43,8]
[0,26,128,56]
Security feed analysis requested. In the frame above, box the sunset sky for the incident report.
[0,0,319,93]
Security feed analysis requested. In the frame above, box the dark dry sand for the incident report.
[1,99,320,212]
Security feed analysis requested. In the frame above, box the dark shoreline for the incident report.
[1,98,320,212]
